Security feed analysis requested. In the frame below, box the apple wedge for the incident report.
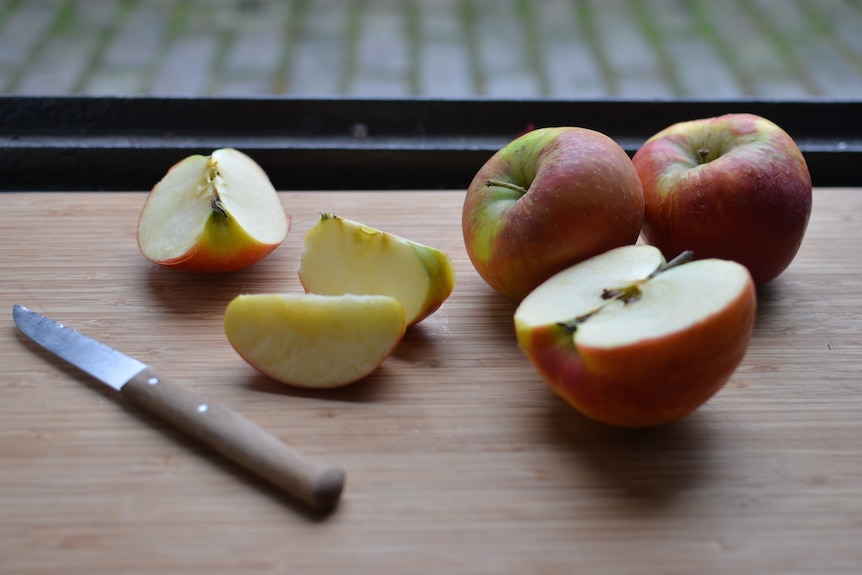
[299,213,456,326]
[137,148,289,273]
[514,245,756,427]
[224,293,406,388]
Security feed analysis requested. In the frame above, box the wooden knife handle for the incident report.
[121,367,345,511]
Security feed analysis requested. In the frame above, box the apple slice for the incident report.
[299,213,456,326]
[224,293,406,388]
[137,148,289,272]
[514,245,756,427]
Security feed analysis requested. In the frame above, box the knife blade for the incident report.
[12,304,345,511]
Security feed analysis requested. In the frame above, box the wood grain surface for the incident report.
[1,189,860,575]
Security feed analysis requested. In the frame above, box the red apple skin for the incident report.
[520,280,756,428]
[632,113,812,285]
[463,127,644,300]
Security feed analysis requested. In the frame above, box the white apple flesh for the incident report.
[224,293,407,388]
[299,213,456,326]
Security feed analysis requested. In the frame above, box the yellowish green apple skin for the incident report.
[299,213,456,326]
[224,293,406,388]
[514,245,756,428]
[462,126,644,300]
[632,113,812,285]
[137,148,289,273]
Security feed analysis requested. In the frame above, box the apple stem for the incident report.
[697,147,710,164]
[648,250,695,279]
[485,179,528,195]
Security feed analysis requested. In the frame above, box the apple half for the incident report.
[299,213,456,326]
[137,148,289,273]
[514,245,756,427]
[224,293,407,388]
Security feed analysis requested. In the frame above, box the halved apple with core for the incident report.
[514,245,756,427]
[224,293,406,388]
[299,213,456,326]
[137,148,289,272]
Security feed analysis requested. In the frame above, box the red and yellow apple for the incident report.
[299,213,455,326]
[462,126,644,300]
[224,293,406,388]
[514,245,756,428]
[137,148,289,273]
[632,113,812,285]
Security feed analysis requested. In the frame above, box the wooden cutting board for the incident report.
[1,189,860,575]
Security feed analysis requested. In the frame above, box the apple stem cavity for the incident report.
[601,284,642,305]
[485,179,528,195]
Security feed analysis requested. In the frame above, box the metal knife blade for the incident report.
[13,304,146,390]
[12,304,345,511]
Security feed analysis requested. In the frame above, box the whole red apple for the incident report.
[632,113,812,285]
[462,126,645,300]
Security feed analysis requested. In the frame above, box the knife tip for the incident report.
[12,304,28,320]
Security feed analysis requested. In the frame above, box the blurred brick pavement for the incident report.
[1,0,861,99]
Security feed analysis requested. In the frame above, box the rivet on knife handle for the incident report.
[122,368,345,511]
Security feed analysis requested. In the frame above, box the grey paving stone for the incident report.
[289,38,345,95]
[149,36,219,96]
[534,0,606,98]
[419,42,474,98]
[210,76,278,97]
[224,23,286,77]
[351,1,411,95]
[101,3,168,68]
[287,0,349,95]
[416,0,474,96]
[67,0,124,29]
[82,68,147,95]
[15,33,98,95]
[2,0,862,100]
[646,0,743,98]
[587,0,675,98]
[697,0,814,97]
[0,3,58,68]
[792,40,862,98]
[471,0,543,97]
[418,0,465,41]
[820,1,862,58]
[664,38,744,99]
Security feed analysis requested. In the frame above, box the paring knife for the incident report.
[12,304,345,511]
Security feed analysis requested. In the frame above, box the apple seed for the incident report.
[210,189,228,218]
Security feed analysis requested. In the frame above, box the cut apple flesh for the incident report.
[137,148,289,272]
[514,245,756,427]
[299,213,456,325]
[224,293,406,388]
